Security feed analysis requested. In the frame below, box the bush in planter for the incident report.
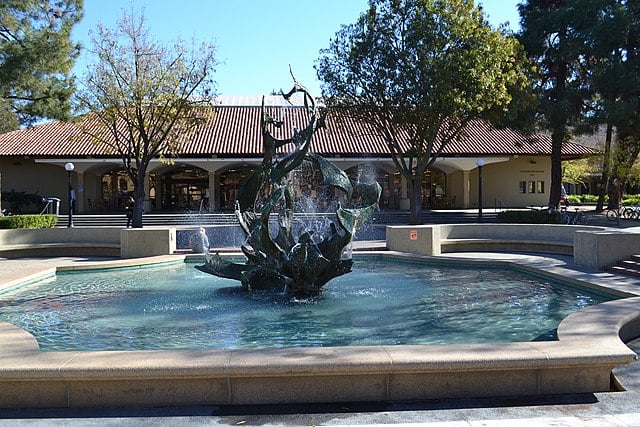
[1,190,45,214]
[497,210,562,224]
[0,214,58,229]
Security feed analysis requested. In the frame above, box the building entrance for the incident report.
[160,168,208,211]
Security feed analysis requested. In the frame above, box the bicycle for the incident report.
[606,207,623,222]
[622,204,640,220]
[560,208,589,225]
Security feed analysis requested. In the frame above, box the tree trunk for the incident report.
[408,173,424,225]
[596,124,613,212]
[549,129,565,210]
[132,170,146,228]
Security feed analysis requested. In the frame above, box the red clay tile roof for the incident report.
[0,106,597,159]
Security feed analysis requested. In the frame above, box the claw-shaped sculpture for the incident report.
[197,79,380,298]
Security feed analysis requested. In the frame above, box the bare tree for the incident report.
[76,11,217,227]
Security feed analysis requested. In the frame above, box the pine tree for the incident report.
[0,0,83,131]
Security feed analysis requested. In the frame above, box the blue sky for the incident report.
[71,1,521,97]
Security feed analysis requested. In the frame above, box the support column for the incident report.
[208,172,216,213]
[462,170,471,209]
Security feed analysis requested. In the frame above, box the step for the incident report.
[609,265,640,279]
[55,211,500,228]
[617,259,640,271]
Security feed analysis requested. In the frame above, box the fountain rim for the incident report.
[0,251,638,407]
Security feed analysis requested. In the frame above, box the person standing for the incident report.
[70,187,77,214]
[125,196,134,228]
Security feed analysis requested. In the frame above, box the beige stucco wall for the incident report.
[471,156,550,209]
[0,159,72,213]
[1,155,554,214]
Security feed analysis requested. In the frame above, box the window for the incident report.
[519,181,526,194]
[536,181,545,193]
[528,181,535,193]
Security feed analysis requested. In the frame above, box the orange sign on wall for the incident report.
[409,230,418,240]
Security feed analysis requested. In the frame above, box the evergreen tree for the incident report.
[518,0,601,209]
[587,0,640,209]
[0,0,83,131]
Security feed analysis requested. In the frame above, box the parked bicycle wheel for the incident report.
[622,207,635,219]
[576,212,589,225]
[606,209,619,221]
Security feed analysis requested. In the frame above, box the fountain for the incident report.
[196,82,381,297]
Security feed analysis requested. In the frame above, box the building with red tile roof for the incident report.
[0,98,596,215]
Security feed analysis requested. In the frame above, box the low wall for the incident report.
[3,223,640,272]
[120,228,176,258]
[0,227,178,259]
[574,230,640,270]
[387,224,640,269]
[0,228,121,257]
[387,224,590,256]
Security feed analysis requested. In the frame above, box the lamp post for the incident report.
[476,158,484,223]
[64,162,74,228]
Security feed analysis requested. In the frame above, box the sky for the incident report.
[71,0,522,97]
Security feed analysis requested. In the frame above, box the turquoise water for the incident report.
[0,258,614,351]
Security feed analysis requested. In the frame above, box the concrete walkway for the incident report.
[0,251,639,426]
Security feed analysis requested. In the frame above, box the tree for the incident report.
[76,12,218,228]
[518,0,602,209]
[316,0,529,224]
[0,0,82,216]
[586,0,640,209]
[0,0,82,131]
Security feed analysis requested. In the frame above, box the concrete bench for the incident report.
[440,238,574,255]
[386,224,602,257]
[0,242,120,257]
[0,228,122,258]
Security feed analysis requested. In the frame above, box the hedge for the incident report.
[0,214,58,229]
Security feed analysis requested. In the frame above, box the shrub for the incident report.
[498,209,562,224]
[1,190,45,214]
[0,214,58,229]
[622,195,640,206]
[580,194,600,203]
[567,195,581,205]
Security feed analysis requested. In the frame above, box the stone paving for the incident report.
[0,250,639,425]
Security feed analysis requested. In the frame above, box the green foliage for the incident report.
[498,210,562,224]
[76,10,218,227]
[1,190,44,213]
[317,0,530,224]
[518,0,600,208]
[566,195,582,204]
[0,0,83,129]
[562,159,591,186]
[0,214,57,229]
[622,195,640,206]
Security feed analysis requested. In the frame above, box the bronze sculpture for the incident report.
[197,82,380,297]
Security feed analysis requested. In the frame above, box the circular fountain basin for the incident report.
[0,255,616,351]
[0,252,638,409]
